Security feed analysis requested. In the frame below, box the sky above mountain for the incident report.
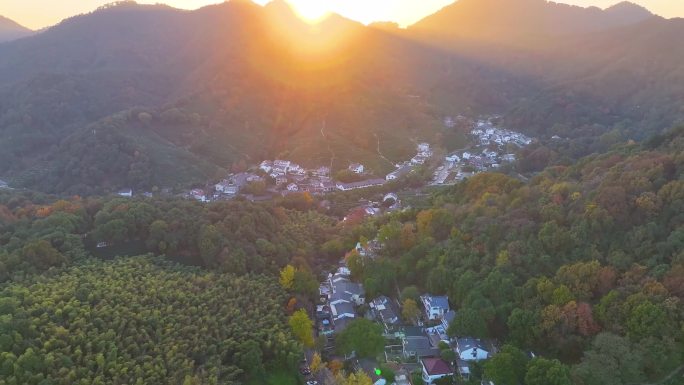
[3,0,683,30]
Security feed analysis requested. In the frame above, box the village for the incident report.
[302,236,507,385]
[430,118,533,186]
[115,142,431,205]
[112,117,534,211]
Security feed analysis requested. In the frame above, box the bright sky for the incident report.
[3,0,684,30]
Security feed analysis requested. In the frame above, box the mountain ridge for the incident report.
[0,15,33,42]
[0,0,683,194]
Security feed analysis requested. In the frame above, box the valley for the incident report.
[0,1,683,385]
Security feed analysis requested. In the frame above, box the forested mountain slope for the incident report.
[408,0,684,143]
[0,125,682,384]
[1,0,684,194]
[352,126,684,383]
[0,1,474,193]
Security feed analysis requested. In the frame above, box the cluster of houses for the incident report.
[0,179,9,189]
[386,295,492,384]
[259,160,337,195]
[386,143,433,182]
[316,246,496,385]
[471,120,532,148]
[215,172,264,196]
[318,264,366,336]
[431,119,534,186]
[114,142,437,203]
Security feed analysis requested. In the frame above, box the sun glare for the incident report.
[286,0,331,23]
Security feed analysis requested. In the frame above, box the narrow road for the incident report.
[320,119,336,170]
[373,132,395,167]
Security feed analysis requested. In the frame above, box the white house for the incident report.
[411,155,428,165]
[365,207,380,216]
[421,295,450,321]
[274,159,290,168]
[259,160,273,173]
[349,163,365,174]
[418,142,431,153]
[274,176,288,186]
[287,183,299,192]
[336,179,386,191]
[421,358,454,384]
[117,188,133,198]
[190,189,208,202]
[445,155,460,163]
[215,180,238,194]
[288,163,305,175]
[456,338,490,361]
[273,160,290,174]
[386,165,412,181]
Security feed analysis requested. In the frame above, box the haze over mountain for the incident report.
[408,0,684,142]
[0,0,683,194]
[411,0,656,44]
[0,15,32,42]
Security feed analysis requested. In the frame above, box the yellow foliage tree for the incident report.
[343,371,373,385]
[310,352,322,374]
[402,299,420,323]
[279,265,296,289]
[288,309,314,347]
[328,360,344,375]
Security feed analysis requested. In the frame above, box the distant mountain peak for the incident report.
[604,1,654,20]
[410,0,658,43]
[0,15,29,29]
[606,1,650,12]
[0,15,32,42]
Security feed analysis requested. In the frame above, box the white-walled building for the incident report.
[421,358,454,384]
[456,338,490,361]
[420,295,450,321]
[349,163,365,174]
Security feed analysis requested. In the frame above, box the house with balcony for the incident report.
[420,295,450,321]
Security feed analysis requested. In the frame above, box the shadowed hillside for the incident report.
[1,0,683,194]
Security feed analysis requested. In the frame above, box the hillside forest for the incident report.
[1,0,684,194]
[0,125,683,384]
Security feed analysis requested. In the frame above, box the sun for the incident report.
[286,0,331,23]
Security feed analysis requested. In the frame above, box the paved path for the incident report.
[373,132,394,167]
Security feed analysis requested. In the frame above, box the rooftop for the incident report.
[402,336,432,351]
[443,310,457,325]
[457,338,488,352]
[332,302,355,318]
[422,358,453,376]
[422,294,450,309]
[338,179,386,190]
